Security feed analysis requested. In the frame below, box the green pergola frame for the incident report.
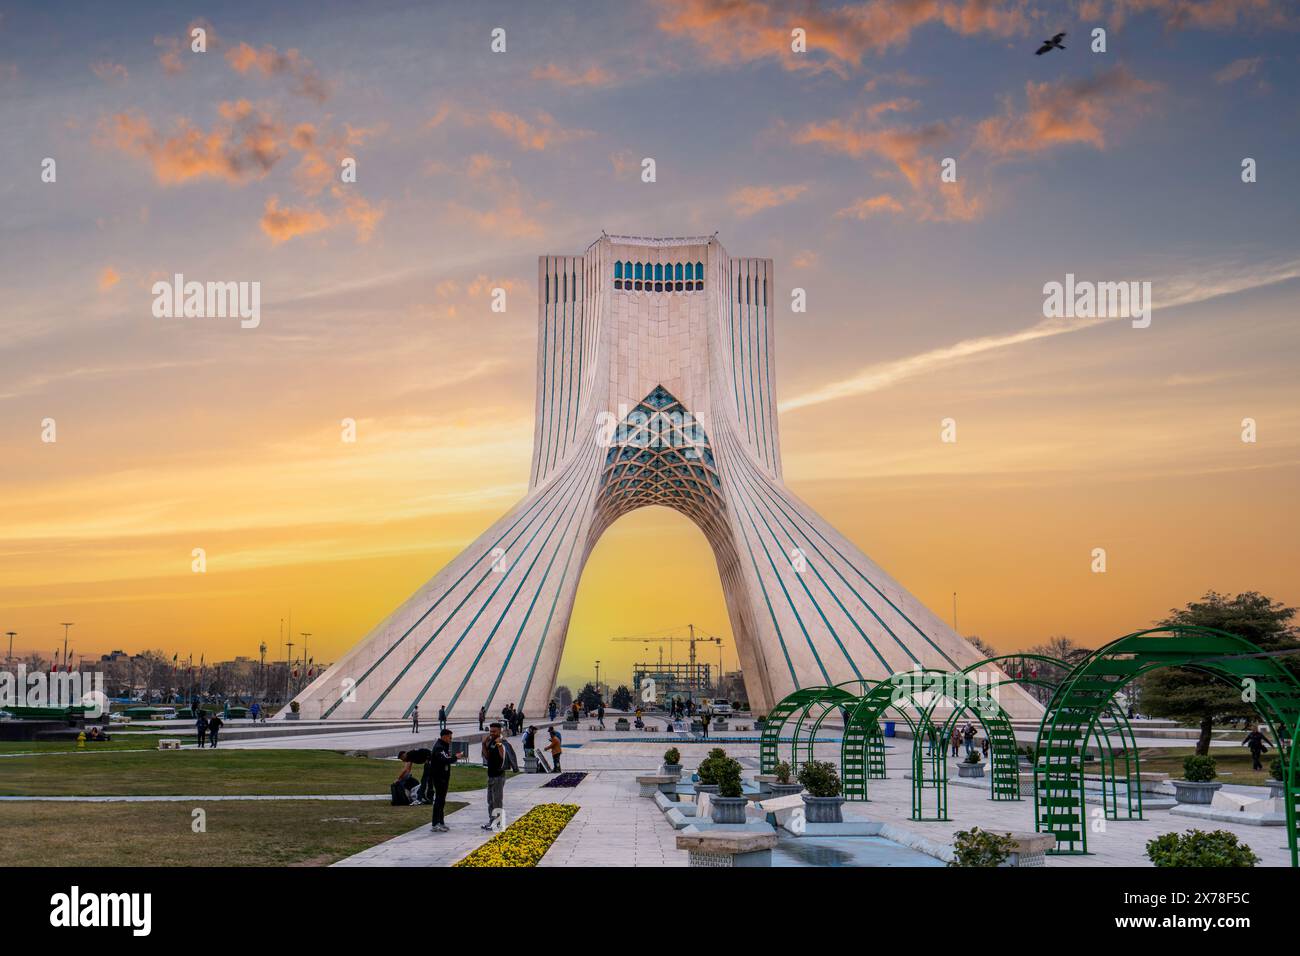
[960,654,1145,818]
[841,669,1019,820]
[1032,625,1300,865]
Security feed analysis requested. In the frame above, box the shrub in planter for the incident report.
[289,700,300,713]
[796,759,841,798]
[696,747,728,786]
[1182,755,1217,782]
[714,757,744,798]
[964,750,982,765]
[1145,829,1259,868]
[663,747,681,766]
[949,828,1017,868]
[773,760,791,784]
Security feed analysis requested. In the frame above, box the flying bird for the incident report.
[1035,32,1066,55]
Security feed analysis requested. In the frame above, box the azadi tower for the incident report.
[290,234,1041,720]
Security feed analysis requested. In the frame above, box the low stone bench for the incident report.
[158,739,182,750]
[677,829,778,867]
[637,774,679,797]
[1002,831,1055,867]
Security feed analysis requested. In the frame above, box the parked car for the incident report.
[0,709,14,720]
[709,699,733,716]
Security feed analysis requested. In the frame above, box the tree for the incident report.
[611,685,633,711]
[1139,591,1298,754]
[577,682,602,712]
[965,635,997,659]
[553,685,572,710]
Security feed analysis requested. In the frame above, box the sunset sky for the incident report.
[2,0,1298,692]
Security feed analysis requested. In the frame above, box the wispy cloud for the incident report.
[729,183,807,216]
[781,257,1300,412]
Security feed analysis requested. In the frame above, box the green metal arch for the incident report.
[841,670,1019,818]
[760,686,836,774]
[793,679,875,773]
[961,653,1145,816]
[1032,625,1300,865]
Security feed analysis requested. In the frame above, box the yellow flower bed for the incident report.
[453,803,579,867]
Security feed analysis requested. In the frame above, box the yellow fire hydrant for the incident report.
[77,731,86,749]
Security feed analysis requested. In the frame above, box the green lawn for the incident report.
[0,735,193,755]
[0,749,496,796]
[1136,746,1280,787]
[1,799,466,866]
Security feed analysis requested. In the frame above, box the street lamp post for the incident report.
[595,660,601,702]
[4,631,15,666]
[59,623,74,670]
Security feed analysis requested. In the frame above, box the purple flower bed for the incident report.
[542,772,587,788]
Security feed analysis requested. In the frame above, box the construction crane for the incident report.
[611,624,724,695]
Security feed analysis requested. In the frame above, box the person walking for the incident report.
[249,701,260,723]
[195,710,208,749]
[429,729,459,830]
[478,705,486,731]
[411,706,420,734]
[207,713,223,748]
[481,723,507,830]
[522,725,537,770]
[438,704,447,732]
[548,699,557,722]
[516,707,526,736]
[1242,726,1271,771]
[700,710,711,740]
[596,702,605,730]
[546,726,563,773]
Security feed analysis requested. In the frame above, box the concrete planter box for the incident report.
[677,830,777,868]
[801,795,845,823]
[1268,779,1287,800]
[710,795,748,824]
[660,763,682,778]
[768,782,803,798]
[614,719,630,731]
[957,761,984,778]
[1173,780,1222,805]
[754,773,778,794]
[284,710,300,721]
[713,720,729,731]
[694,783,720,796]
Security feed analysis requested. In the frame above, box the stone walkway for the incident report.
[334,769,687,868]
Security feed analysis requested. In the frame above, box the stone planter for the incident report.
[1268,779,1287,800]
[660,762,682,778]
[1172,780,1222,805]
[754,773,778,794]
[694,783,720,796]
[284,710,300,721]
[710,795,748,824]
[768,782,803,798]
[957,761,984,778]
[800,794,845,823]
[561,720,578,730]
[615,719,630,731]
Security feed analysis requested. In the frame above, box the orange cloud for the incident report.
[654,0,1033,75]
[100,100,282,185]
[98,266,121,291]
[153,19,219,76]
[477,110,592,152]
[794,111,983,222]
[531,63,615,87]
[259,196,331,243]
[973,66,1158,158]
[332,187,384,243]
[225,42,328,102]
[729,183,808,217]
[834,193,904,219]
[91,61,128,83]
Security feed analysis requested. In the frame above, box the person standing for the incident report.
[596,702,605,729]
[249,701,260,723]
[438,705,447,732]
[1242,726,1271,771]
[548,699,557,722]
[195,710,208,749]
[700,710,711,739]
[963,721,977,756]
[411,706,420,734]
[429,729,459,830]
[478,705,486,731]
[546,726,562,773]
[481,723,507,830]
[207,713,223,748]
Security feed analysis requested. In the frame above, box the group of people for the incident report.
[395,728,461,831]
[194,711,224,748]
